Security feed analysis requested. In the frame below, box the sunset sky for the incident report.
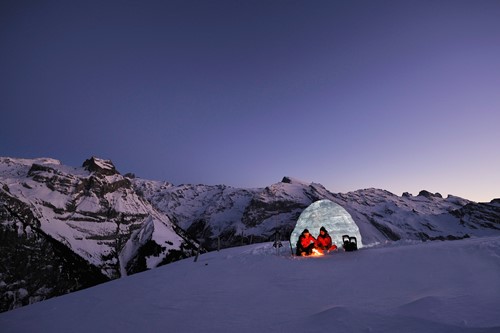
[1,0,499,202]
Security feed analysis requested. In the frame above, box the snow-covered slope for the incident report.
[1,236,499,333]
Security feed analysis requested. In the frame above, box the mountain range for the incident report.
[1,156,499,312]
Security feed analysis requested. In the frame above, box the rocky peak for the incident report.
[418,190,443,199]
[281,176,309,186]
[82,157,119,176]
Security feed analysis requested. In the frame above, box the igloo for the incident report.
[290,199,362,253]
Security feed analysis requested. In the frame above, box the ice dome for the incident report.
[290,199,362,252]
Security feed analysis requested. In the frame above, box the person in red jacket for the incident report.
[296,229,316,256]
[315,226,337,252]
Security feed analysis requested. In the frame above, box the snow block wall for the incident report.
[290,199,363,251]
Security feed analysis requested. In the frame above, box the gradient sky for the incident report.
[1,0,499,202]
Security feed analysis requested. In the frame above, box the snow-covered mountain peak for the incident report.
[0,157,62,178]
[0,157,61,167]
[82,156,119,176]
[280,176,310,186]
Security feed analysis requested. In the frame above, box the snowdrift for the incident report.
[1,236,500,333]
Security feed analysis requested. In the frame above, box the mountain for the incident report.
[1,157,499,313]
[0,157,198,312]
[133,176,336,249]
[1,237,500,332]
[136,176,500,249]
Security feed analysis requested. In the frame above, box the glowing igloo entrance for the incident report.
[290,199,362,253]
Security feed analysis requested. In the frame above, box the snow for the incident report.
[119,217,155,276]
[0,157,192,279]
[76,194,102,213]
[135,180,259,233]
[1,236,499,333]
[332,189,484,245]
[0,157,87,181]
[93,158,114,171]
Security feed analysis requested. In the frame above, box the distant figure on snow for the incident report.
[315,226,337,252]
[296,229,316,256]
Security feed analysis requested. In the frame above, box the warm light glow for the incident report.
[311,248,324,256]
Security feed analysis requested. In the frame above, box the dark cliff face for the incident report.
[0,191,109,312]
[450,200,500,230]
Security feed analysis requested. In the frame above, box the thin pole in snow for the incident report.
[193,245,200,262]
[273,231,282,256]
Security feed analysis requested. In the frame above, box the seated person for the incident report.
[296,229,316,256]
[315,226,337,252]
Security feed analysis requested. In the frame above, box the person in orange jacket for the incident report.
[296,229,316,256]
[315,226,337,252]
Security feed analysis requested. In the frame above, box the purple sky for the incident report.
[1,1,499,202]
